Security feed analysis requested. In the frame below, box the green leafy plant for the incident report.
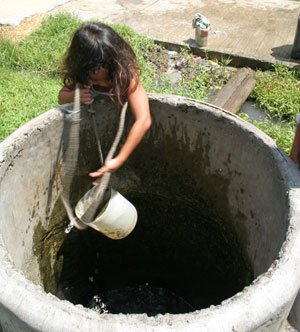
[252,64,300,122]
[237,63,300,154]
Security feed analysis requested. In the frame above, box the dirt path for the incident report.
[0,14,48,41]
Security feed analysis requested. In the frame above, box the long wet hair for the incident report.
[62,22,140,105]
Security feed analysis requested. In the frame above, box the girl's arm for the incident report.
[89,81,151,185]
[290,122,300,167]
[58,84,94,105]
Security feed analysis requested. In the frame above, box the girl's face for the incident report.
[90,69,111,87]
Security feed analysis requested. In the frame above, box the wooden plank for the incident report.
[211,67,250,108]
[223,75,256,114]
[211,67,256,114]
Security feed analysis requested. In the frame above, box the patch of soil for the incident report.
[0,13,48,42]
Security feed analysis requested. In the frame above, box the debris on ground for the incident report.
[148,46,235,94]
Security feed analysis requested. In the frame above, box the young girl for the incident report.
[58,22,151,185]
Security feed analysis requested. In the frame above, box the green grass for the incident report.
[238,64,300,154]
[0,12,299,156]
[0,13,214,140]
[0,13,82,140]
[239,113,295,154]
[0,69,60,141]
[0,13,80,74]
[251,64,300,122]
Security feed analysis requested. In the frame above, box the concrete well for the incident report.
[0,93,300,332]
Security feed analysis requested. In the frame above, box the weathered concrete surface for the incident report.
[1,0,299,68]
[49,0,300,69]
[0,0,70,26]
[0,94,300,331]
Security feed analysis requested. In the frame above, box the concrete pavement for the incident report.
[1,0,300,69]
[0,0,70,26]
[50,0,300,69]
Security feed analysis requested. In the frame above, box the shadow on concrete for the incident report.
[159,39,274,70]
[271,44,295,62]
[184,38,197,47]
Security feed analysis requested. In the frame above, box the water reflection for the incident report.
[240,100,268,121]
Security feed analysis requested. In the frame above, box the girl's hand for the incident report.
[58,84,94,105]
[80,85,94,105]
[89,158,124,185]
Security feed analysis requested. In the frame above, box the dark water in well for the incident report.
[55,193,253,316]
[88,284,195,315]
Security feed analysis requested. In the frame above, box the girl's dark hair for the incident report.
[62,22,140,105]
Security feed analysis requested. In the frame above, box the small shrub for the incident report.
[252,64,300,122]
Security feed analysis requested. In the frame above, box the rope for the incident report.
[61,84,87,231]
[88,107,104,165]
[60,84,128,231]
[80,101,128,224]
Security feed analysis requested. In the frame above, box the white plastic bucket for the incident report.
[75,187,137,239]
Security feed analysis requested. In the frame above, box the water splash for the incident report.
[89,295,109,314]
[65,222,74,234]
